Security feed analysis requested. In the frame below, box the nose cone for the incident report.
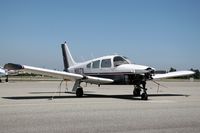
[133,65,154,74]
[116,64,155,74]
[146,67,156,73]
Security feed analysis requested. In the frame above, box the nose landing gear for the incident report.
[133,81,148,100]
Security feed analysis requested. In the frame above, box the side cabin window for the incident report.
[113,56,129,67]
[92,60,100,68]
[101,59,111,68]
[86,63,91,68]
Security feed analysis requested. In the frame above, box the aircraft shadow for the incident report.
[2,92,189,101]
[29,91,94,94]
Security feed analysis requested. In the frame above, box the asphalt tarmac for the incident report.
[0,81,200,133]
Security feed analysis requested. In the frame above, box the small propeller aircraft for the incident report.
[4,42,194,100]
[0,67,8,83]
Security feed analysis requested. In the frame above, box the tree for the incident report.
[190,68,200,79]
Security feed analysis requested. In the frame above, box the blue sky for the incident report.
[0,0,200,70]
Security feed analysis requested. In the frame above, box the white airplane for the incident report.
[0,67,8,83]
[4,42,194,100]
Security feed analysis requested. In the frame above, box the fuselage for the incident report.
[68,55,155,84]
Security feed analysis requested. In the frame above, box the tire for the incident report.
[141,93,148,100]
[76,87,83,97]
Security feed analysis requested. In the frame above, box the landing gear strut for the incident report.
[141,81,148,100]
[72,80,84,97]
[133,85,141,96]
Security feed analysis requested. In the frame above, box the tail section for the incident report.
[61,42,76,71]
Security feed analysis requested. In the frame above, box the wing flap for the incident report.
[152,71,195,79]
[83,76,114,84]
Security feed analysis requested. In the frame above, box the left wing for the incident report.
[152,71,195,79]
[4,63,113,84]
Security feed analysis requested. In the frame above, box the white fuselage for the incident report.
[68,55,154,81]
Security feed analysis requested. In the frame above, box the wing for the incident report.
[4,63,113,84]
[152,71,195,79]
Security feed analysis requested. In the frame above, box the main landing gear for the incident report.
[133,81,148,100]
[0,76,8,83]
[71,79,148,100]
[76,87,83,97]
[72,80,84,97]
[5,75,8,82]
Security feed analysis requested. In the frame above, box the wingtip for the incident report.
[185,70,195,75]
[191,71,195,75]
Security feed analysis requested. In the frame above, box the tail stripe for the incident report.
[61,42,76,71]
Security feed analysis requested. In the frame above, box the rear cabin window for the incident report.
[101,59,111,68]
[86,63,91,68]
[92,60,100,68]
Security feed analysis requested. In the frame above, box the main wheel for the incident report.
[141,93,148,100]
[5,75,8,82]
[76,87,83,97]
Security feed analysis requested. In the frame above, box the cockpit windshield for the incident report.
[113,56,130,67]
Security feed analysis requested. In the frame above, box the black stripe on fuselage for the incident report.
[84,72,134,76]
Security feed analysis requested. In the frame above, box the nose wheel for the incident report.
[133,81,148,100]
[141,92,148,100]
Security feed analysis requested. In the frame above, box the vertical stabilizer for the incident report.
[61,42,76,71]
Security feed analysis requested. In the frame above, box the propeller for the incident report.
[145,67,155,80]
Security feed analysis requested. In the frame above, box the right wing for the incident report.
[4,63,113,84]
[152,71,195,80]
